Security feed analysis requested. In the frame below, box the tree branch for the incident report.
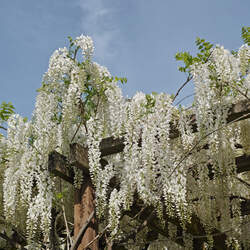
[235,176,250,188]
[0,232,17,248]
[175,93,195,106]
[0,125,7,131]
[172,75,193,103]
[61,200,73,248]
[83,225,109,250]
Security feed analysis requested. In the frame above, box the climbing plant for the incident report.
[0,27,250,249]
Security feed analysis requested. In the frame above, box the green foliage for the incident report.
[145,94,156,113]
[104,75,127,85]
[67,35,80,59]
[37,36,127,131]
[0,102,15,123]
[55,192,63,201]
[139,93,158,117]
[0,102,15,136]
[175,37,213,74]
[174,27,250,101]
[175,26,249,75]
[175,51,194,73]
[241,26,250,45]
[195,37,213,62]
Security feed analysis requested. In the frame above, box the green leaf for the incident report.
[175,37,213,73]
[178,66,186,72]
[56,192,63,200]
[67,36,73,42]
[241,26,250,45]
[0,102,15,122]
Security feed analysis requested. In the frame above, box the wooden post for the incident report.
[74,179,98,250]
[49,146,99,250]
[69,144,98,250]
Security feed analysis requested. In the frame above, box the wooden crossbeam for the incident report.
[48,151,74,184]
[100,99,250,156]
[70,143,89,175]
[236,154,250,173]
[49,149,250,184]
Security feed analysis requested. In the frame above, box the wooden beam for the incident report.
[241,199,250,216]
[71,211,95,250]
[100,99,250,156]
[51,145,250,181]
[236,154,250,173]
[48,151,74,184]
[49,99,250,179]
[48,146,110,184]
[68,144,98,249]
[70,143,89,175]
[100,137,125,157]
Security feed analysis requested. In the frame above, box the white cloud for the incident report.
[78,0,119,61]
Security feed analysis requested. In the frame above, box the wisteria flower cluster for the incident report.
[1,35,250,249]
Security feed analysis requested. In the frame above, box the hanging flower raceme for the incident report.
[43,47,75,84]
[75,35,94,60]
[2,34,250,249]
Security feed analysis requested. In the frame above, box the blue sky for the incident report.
[0,0,249,118]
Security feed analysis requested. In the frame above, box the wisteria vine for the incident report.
[1,33,250,249]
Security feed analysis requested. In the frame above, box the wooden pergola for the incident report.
[48,99,250,250]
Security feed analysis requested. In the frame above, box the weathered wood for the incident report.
[70,143,89,175]
[241,199,250,216]
[52,146,250,181]
[70,142,109,172]
[70,145,98,250]
[71,211,94,250]
[100,99,250,156]
[236,154,250,173]
[48,147,109,184]
[49,148,98,249]
[100,137,125,157]
[48,151,74,184]
[74,180,98,250]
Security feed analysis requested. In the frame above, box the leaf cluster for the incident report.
[0,102,15,136]
[241,26,250,45]
[67,37,127,123]
[145,94,156,113]
[67,36,80,60]
[175,37,213,73]
[0,102,15,123]
[105,76,128,85]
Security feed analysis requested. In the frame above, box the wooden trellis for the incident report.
[48,99,250,250]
